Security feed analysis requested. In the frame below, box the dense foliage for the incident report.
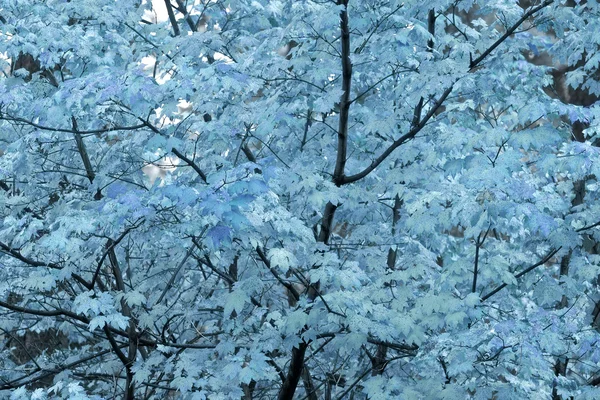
[1,0,600,398]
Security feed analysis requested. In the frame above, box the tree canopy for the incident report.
[1,0,600,399]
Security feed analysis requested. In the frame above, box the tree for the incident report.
[0,0,599,398]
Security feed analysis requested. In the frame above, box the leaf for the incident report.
[501,270,518,286]
[267,247,296,272]
[224,288,248,317]
[123,291,146,307]
[208,225,231,248]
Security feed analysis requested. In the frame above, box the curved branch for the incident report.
[0,113,146,135]
[90,219,144,289]
[0,300,88,323]
[171,147,208,183]
[0,241,92,289]
[481,247,561,302]
[341,84,453,185]
[0,344,128,390]
[256,246,300,302]
[338,1,552,186]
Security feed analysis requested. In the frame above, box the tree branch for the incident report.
[155,246,194,305]
[472,228,490,293]
[163,0,180,36]
[0,300,88,324]
[0,241,92,289]
[278,342,308,400]
[0,344,128,390]
[0,112,146,135]
[337,1,552,186]
[256,246,300,302]
[91,219,144,290]
[174,0,197,32]
[171,147,208,183]
[469,0,553,70]
[72,116,96,183]
[332,0,352,187]
[341,84,453,185]
[481,247,561,302]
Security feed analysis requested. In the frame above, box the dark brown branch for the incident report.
[427,9,436,52]
[191,238,263,307]
[576,220,600,232]
[103,325,136,399]
[337,1,552,186]
[107,242,139,395]
[365,337,419,354]
[589,374,600,386]
[174,0,197,32]
[0,300,88,324]
[354,4,404,54]
[411,97,424,129]
[91,220,144,289]
[385,194,402,270]
[332,0,352,187]
[199,254,235,285]
[469,0,553,70]
[472,228,490,293]
[349,69,404,106]
[248,133,291,168]
[300,110,312,152]
[0,241,92,289]
[124,23,175,62]
[278,342,309,400]
[302,366,319,400]
[155,246,194,305]
[164,0,180,36]
[278,3,343,399]
[242,143,257,163]
[481,247,561,302]
[318,202,338,245]
[334,354,413,400]
[0,344,128,390]
[289,269,345,317]
[0,297,213,351]
[376,195,403,374]
[72,116,96,183]
[103,326,130,368]
[0,113,146,135]
[171,147,208,183]
[439,356,451,384]
[256,246,300,302]
[341,84,453,185]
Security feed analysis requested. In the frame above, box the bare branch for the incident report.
[174,0,198,32]
[0,344,128,390]
[0,299,88,324]
[0,241,92,289]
